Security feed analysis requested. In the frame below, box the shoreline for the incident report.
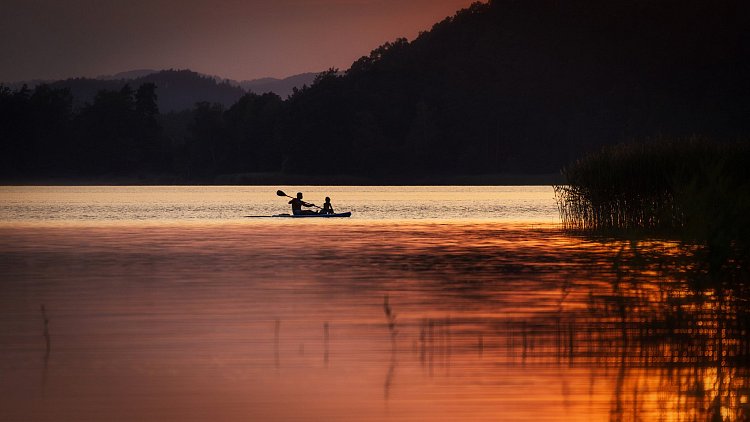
[0,172,564,186]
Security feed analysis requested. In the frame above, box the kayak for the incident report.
[245,212,352,218]
[275,212,351,218]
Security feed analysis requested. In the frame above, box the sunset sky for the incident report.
[0,0,476,82]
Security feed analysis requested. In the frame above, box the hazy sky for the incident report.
[0,0,476,82]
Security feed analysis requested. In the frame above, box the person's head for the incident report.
[297,192,303,199]
[325,197,330,203]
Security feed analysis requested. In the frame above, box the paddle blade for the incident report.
[276,190,287,197]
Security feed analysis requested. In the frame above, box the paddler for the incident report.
[289,192,317,215]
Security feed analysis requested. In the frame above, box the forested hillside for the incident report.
[280,0,749,174]
[2,0,748,182]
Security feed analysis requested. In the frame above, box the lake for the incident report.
[0,186,747,421]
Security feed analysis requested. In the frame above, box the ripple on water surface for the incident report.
[1,186,746,421]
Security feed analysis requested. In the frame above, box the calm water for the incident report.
[0,187,747,421]
[0,186,559,223]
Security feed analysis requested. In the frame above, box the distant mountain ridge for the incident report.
[96,69,159,80]
[238,73,318,98]
[3,69,318,112]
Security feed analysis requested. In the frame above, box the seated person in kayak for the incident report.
[289,192,318,215]
[319,197,335,215]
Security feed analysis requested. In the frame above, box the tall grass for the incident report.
[555,137,750,269]
[556,138,749,231]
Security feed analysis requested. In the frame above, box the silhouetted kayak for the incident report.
[276,212,351,218]
[245,212,352,218]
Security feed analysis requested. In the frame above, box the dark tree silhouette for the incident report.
[224,92,283,173]
[2,1,749,182]
[185,102,226,178]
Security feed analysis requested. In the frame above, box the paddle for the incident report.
[277,190,321,209]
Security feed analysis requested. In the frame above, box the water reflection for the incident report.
[374,236,750,421]
[0,222,747,421]
[40,304,51,393]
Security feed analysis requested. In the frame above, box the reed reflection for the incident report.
[2,223,748,421]
[380,238,749,421]
[40,304,51,393]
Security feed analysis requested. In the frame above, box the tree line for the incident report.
[0,82,285,180]
[2,0,749,181]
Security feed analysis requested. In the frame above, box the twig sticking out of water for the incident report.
[383,295,397,348]
[324,322,330,367]
[445,317,451,376]
[418,318,454,376]
[383,295,397,401]
[428,319,434,375]
[274,319,281,369]
[41,305,51,355]
[41,304,51,392]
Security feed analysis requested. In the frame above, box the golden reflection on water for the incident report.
[0,185,559,222]
[0,220,748,421]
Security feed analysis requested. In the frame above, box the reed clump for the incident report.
[555,137,750,276]
[555,138,750,267]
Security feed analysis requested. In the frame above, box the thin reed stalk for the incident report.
[555,138,750,241]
